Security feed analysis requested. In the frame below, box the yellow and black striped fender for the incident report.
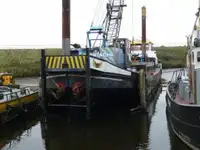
[45,55,86,69]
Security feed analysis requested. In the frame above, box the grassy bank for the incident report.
[0,46,186,77]
[0,49,61,77]
[155,46,187,69]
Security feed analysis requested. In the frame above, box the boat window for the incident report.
[197,51,200,62]
[0,93,4,100]
[131,45,142,50]
[130,44,149,51]
[148,57,155,63]
[131,55,140,62]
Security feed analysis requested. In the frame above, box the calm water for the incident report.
[0,69,191,150]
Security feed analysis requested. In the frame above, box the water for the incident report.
[0,69,191,150]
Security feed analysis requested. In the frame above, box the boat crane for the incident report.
[87,0,127,48]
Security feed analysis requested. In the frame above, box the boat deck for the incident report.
[175,94,194,104]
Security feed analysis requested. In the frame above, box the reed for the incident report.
[0,46,186,77]
[156,46,187,69]
[0,49,61,77]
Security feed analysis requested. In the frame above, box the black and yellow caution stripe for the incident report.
[45,55,86,69]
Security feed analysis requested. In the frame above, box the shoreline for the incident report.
[0,46,186,78]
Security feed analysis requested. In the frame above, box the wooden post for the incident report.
[85,47,91,119]
[141,6,147,110]
[141,6,147,62]
[40,49,47,113]
[139,69,146,109]
[62,0,70,55]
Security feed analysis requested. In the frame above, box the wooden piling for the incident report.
[141,6,147,62]
[62,0,70,55]
[85,47,91,120]
[139,69,146,109]
[141,6,147,110]
[40,49,47,113]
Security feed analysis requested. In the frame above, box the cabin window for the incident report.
[197,51,200,62]
[149,57,155,63]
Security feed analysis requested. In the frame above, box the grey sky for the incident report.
[0,0,198,48]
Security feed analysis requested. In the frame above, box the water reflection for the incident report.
[0,118,40,150]
[39,88,161,150]
[40,114,149,150]
[0,70,194,150]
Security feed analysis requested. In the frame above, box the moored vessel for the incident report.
[39,1,162,119]
[0,72,39,124]
[166,2,200,149]
[130,40,162,100]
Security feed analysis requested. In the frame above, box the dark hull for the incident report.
[166,109,192,150]
[44,69,140,110]
[166,87,200,149]
[41,66,161,117]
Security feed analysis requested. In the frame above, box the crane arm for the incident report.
[87,0,126,48]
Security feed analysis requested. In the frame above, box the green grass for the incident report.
[0,46,186,77]
[0,49,61,77]
[155,46,187,69]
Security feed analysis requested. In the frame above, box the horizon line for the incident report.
[0,44,187,49]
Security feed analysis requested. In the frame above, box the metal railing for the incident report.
[170,68,187,83]
[0,86,38,102]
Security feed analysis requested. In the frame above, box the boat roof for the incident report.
[131,40,153,45]
[131,50,157,58]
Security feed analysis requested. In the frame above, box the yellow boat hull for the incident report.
[0,93,38,114]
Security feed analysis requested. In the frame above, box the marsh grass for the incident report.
[156,46,187,69]
[0,46,186,77]
[0,49,61,77]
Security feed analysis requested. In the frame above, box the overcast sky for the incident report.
[0,0,198,48]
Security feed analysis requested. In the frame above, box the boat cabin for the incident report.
[130,40,158,64]
[130,40,155,51]
[187,45,200,104]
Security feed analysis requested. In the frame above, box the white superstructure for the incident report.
[130,41,158,64]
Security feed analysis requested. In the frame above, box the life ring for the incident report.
[72,81,85,96]
[55,82,65,92]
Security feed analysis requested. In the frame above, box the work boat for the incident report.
[39,3,162,119]
[130,40,162,100]
[0,72,39,124]
[166,2,200,149]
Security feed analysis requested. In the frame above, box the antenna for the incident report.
[199,0,200,8]
[131,0,134,43]
[197,0,200,39]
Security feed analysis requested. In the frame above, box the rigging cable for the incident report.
[90,0,107,27]
[131,0,134,42]
[90,0,101,27]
